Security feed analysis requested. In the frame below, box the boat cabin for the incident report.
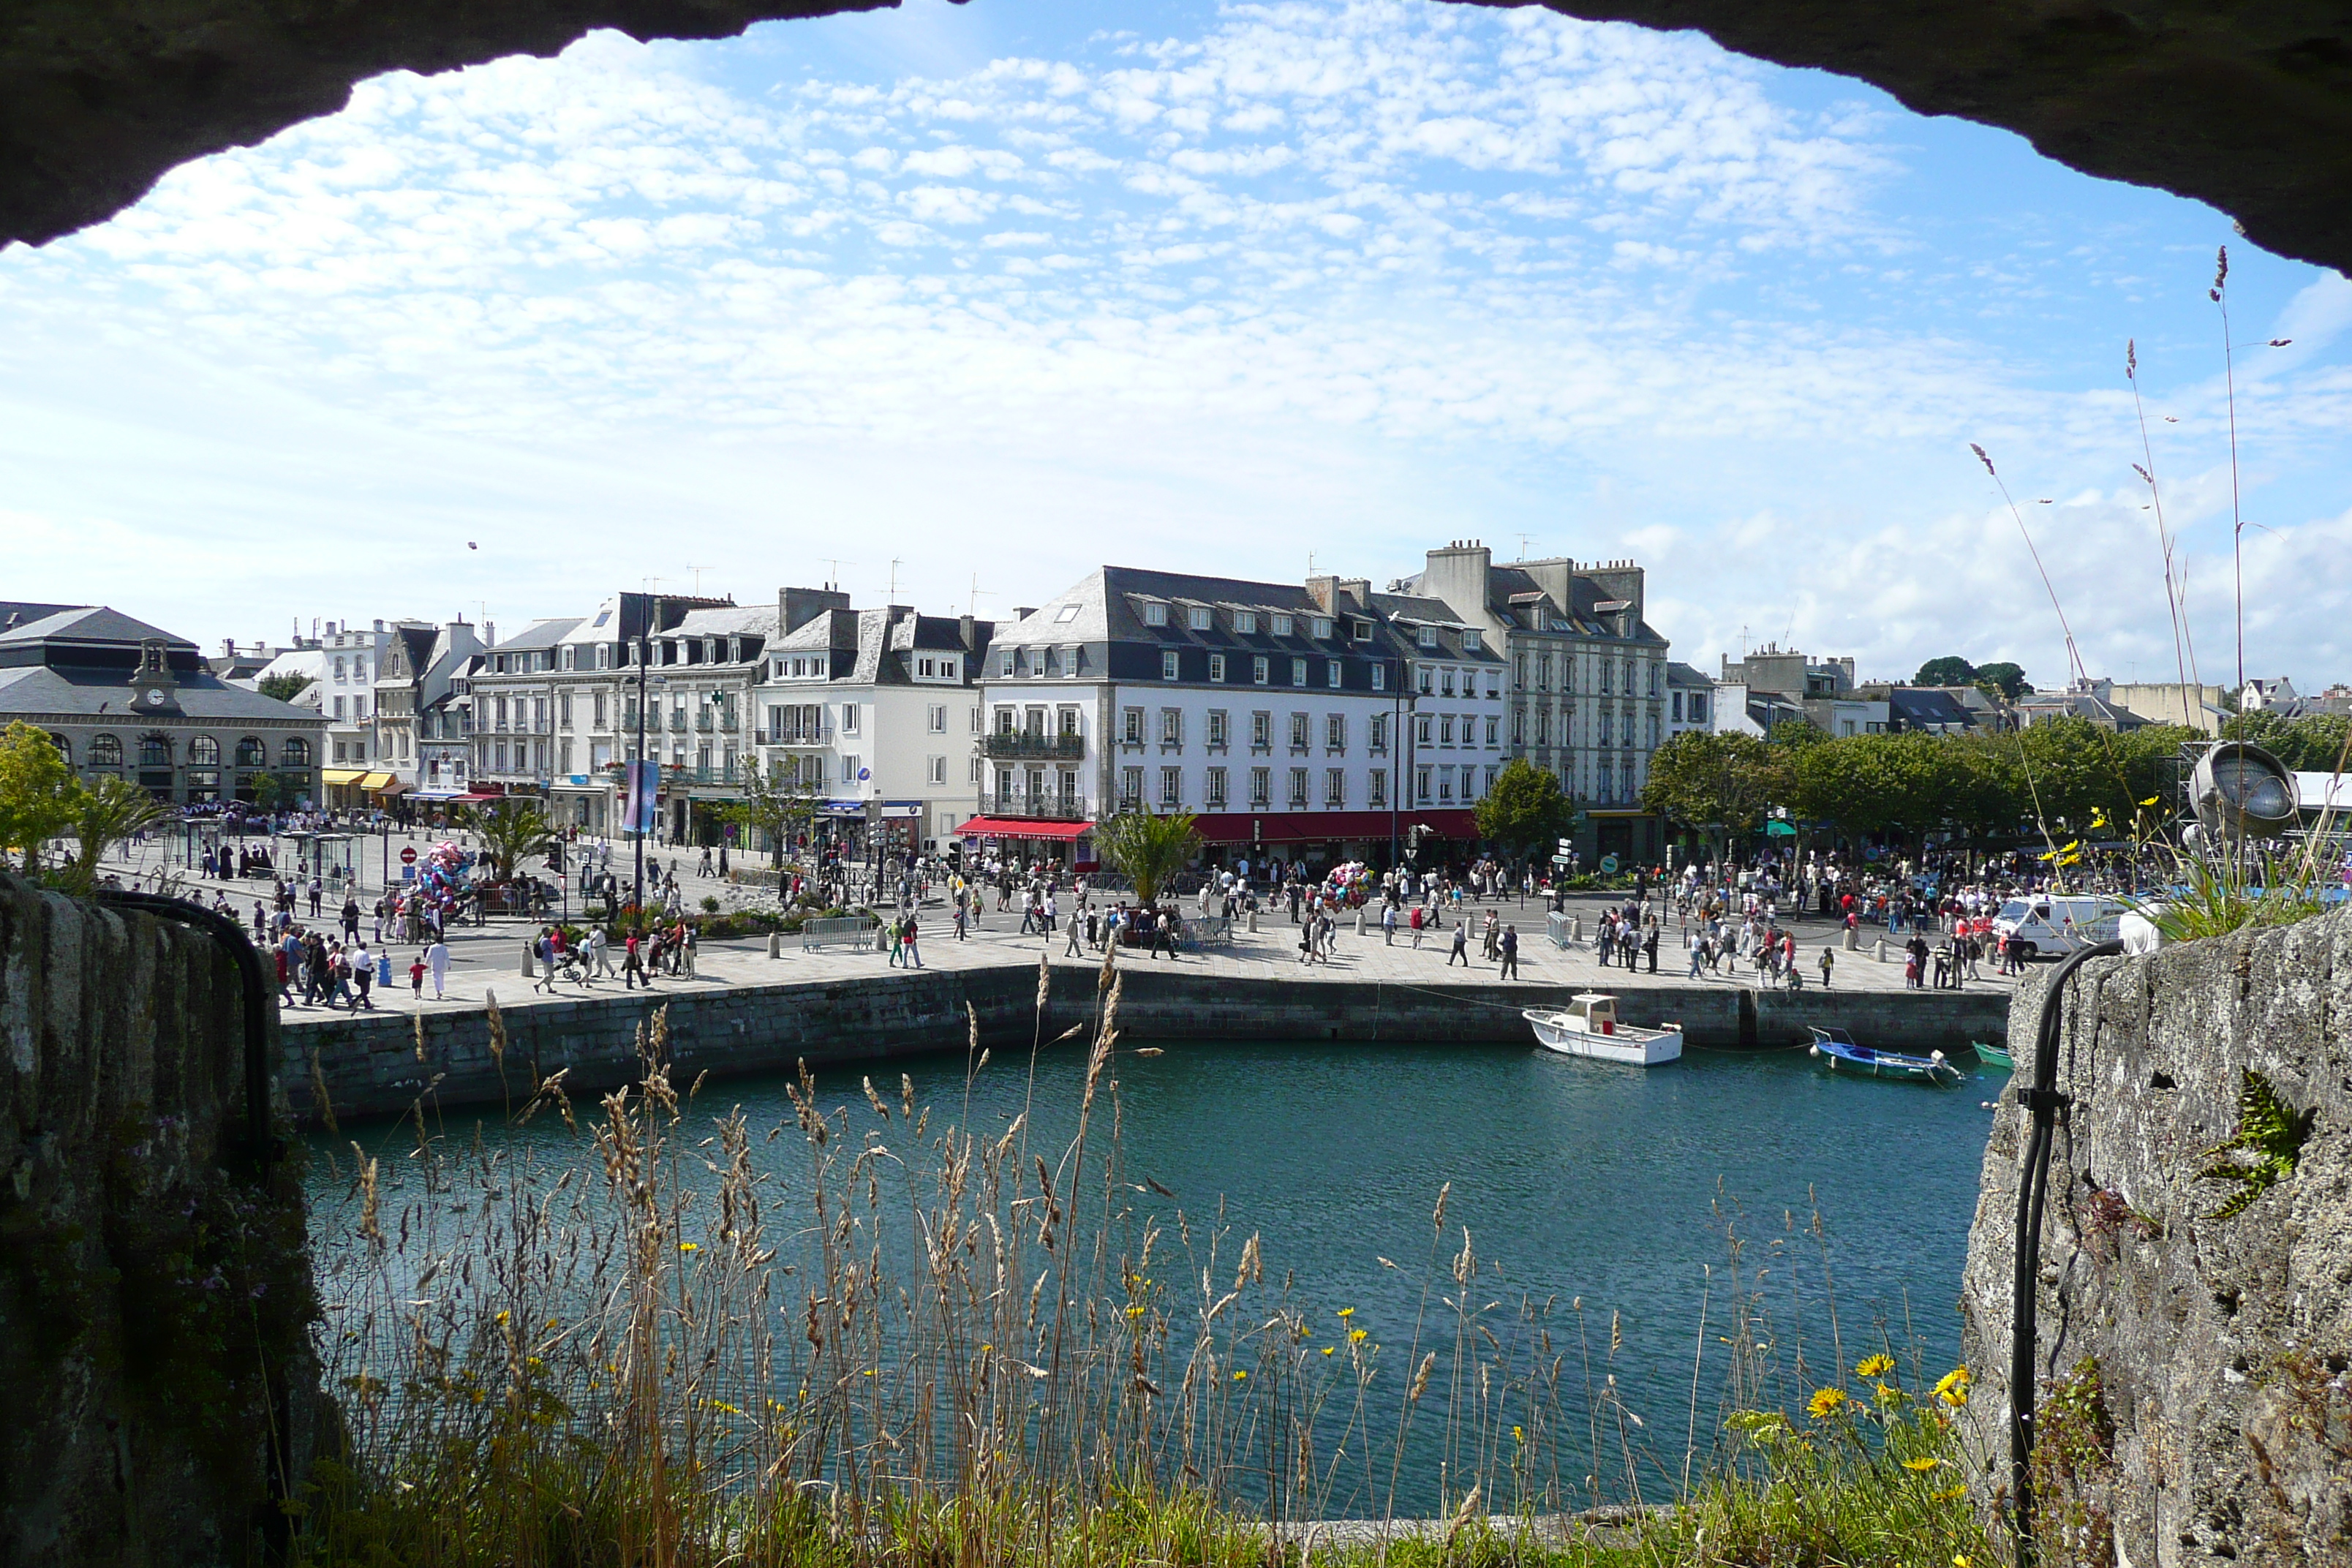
[1564,994,1621,1036]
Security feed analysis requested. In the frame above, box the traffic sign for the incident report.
[399,845,418,864]
[1599,854,1619,874]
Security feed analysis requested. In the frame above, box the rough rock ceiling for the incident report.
[4,0,2348,274]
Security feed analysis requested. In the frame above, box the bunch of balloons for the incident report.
[402,840,480,919]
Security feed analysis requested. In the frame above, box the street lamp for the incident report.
[631,595,666,916]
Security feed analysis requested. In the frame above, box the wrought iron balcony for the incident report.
[990,794,1090,821]
[981,732,1085,761]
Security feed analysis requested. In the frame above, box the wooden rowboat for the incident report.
[1808,1027,1961,1086]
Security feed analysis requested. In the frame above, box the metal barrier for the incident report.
[799,916,880,952]
[1184,915,1235,950]
[1545,911,1581,949]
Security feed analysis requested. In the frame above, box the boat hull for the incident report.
[1809,1030,1961,1086]
[1524,1011,1683,1066]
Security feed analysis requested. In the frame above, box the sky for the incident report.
[4,0,2348,693]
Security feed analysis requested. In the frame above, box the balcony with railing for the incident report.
[761,721,834,747]
[981,731,1086,761]
[988,791,1090,821]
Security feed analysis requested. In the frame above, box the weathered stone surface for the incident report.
[0,872,327,1568]
[4,1,2351,274]
[1960,904,2352,1566]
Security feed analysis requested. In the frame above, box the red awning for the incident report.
[1188,810,1479,845]
[450,791,505,803]
[953,816,1093,841]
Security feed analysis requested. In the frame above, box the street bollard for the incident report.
[1355,905,1366,937]
[1874,938,1888,964]
[521,943,535,978]
[769,930,783,959]
[1248,908,1259,934]
[1844,926,1858,951]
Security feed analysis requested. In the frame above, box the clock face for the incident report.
[145,688,164,705]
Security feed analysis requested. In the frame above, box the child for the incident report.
[409,954,427,998]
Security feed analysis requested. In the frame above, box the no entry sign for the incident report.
[400,846,418,864]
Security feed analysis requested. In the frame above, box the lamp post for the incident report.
[631,596,665,916]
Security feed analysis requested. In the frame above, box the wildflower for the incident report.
[679,1242,699,1253]
[1337,1307,1354,1318]
[1933,1486,1966,1502]
[1512,1425,1523,1442]
[1934,1368,1971,1408]
[496,1311,510,1325]
[1855,1353,1896,1379]
[1902,1457,1941,1472]
[1233,1371,1248,1381]
[2140,796,2159,807]
[1126,1304,1147,1318]
[1806,1387,1849,1420]
[1954,1557,1972,1567]
[1349,1328,1368,1343]
[1321,1346,1335,1356]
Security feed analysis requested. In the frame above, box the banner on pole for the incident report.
[622,761,662,835]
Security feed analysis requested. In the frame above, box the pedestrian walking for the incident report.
[1499,924,1520,979]
[904,913,922,968]
[622,929,647,990]
[1817,946,1834,990]
[1448,923,1469,967]
[408,953,426,998]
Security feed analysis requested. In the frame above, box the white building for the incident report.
[972,567,1487,872]
[754,596,993,861]
[373,619,485,804]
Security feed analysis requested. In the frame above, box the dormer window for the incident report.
[1141,601,1168,627]
[1235,611,1258,634]
[1416,627,1438,649]
[1463,629,1482,652]
[1187,606,1213,631]
[1271,614,1294,636]
[1352,619,1372,641]
[1311,617,1333,640]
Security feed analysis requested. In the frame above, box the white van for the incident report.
[1991,894,2129,957]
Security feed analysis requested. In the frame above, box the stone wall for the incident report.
[0,872,325,1568]
[1960,904,2351,1565]
[284,961,2008,1122]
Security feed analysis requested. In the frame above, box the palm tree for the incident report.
[459,797,558,883]
[1094,809,1201,908]
[60,774,169,895]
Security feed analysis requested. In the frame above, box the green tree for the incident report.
[459,797,559,883]
[2222,711,2351,772]
[1471,757,1583,864]
[59,775,170,896]
[1913,655,1977,687]
[1766,716,1827,750]
[1094,810,1200,908]
[716,762,821,869]
[0,721,83,873]
[1640,731,1782,866]
[257,671,315,704]
[1975,662,2032,699]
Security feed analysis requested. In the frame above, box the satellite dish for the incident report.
[2190,742,2297,842]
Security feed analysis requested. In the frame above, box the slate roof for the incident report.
[0,604,194,652]
[1886,687,1980,730]
[768,607,990,685]
[0,663,323,723]
[483,618,584,655]
[998,566,1415,660]
[1666,660,1712,689]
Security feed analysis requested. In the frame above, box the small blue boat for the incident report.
[1809,1027,1962,1087]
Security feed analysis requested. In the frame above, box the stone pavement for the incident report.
[108,837,2024,1022]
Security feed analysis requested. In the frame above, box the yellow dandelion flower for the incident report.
[1349,1328,1368,1343]
[1322,1346,1335,1355]
[1233,1370,1248,1381]
[1337,1307,1354,1318]
[1512,1425,1524,1442]
[495,1311,510,1325]
[1806,1387,1849,1420]
[1934,1368,1971,1408]
[2139,796,2158,807]
[1902,1456,1941,1472]
[1126,1304,1147,1318]
[1932,1485,1967,1502]
[1855,1353,1896,1379]
[679,1242,699,1253]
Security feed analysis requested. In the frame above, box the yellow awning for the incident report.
[359,772,396,790]
[320,768,366,785]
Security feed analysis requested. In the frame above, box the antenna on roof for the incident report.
[1516,533,1531,560]
[966,574,995,616]
[686,564,707,596]
[821,559,856,594]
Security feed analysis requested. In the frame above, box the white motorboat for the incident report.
[1523,993,1683,1066]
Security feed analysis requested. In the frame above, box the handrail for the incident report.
[2008,937,2123,1567]
[97,889,280,1179]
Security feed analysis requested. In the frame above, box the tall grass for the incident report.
[290,974,1996,1567]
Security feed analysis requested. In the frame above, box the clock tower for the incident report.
[129,638,180,714]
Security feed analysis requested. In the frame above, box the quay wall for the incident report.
[282,966,2009,1123]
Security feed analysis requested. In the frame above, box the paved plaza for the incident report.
[110,829,2024,1022]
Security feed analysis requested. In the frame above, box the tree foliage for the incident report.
[1913,656,1977,687]
[1471,758,1583,862]
[2220,711,2352,772]
[61,776,170,896]
[0,721,83,872]
[459,797,560,883]
[1975,662,2032,699]
[1094,810,1200,908]
[257,671,316,704]
[1642,732,1783,859]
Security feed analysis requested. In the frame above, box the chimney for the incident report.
[781,585,851,635]
[1338,578,1371,609]
[484,620,497,647]
[1305,575,1338,614]
[222,638,235,656]
[959,614,977,652]
[373,617,385,633]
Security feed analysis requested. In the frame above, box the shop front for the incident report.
[951,815,1096,872]
[1188,808,1479,872]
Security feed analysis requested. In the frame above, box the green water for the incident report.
[309,1037,2004,1507]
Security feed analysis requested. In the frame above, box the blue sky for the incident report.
[4,0,2347,692]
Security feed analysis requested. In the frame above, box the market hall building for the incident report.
[0,603,324,804]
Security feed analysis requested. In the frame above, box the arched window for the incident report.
[281,736,311,765]
[234,736,266,766]
[139,735,173,768]
[48,733,70,764]
[188,735,220,765]
[89,733,122,766]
